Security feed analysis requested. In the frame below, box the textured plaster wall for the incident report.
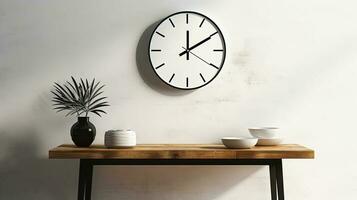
[1,0,357,199]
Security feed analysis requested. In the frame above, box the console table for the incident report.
[49,144,314,200]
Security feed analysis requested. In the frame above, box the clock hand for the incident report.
[179,31,218,56]
[181,47,216,68]
[186,30,189,60]
[180,36,210,56]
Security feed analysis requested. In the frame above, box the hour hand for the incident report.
[179,36,210,56]
[186,30,189,60]
[179,31,217,56]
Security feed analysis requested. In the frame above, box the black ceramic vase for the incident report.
[71,117,96,147]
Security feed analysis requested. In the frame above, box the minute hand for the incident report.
[179,32,217,56]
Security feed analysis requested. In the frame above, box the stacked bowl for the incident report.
[221,137,258,149]
[248,127,283,146]
[105,129,136,148]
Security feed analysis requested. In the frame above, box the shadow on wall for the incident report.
[0,129,77,200]
[0,126,264,200]
[0,94,265,200]
[136,21,193,96]
[0,130,263,200]
[92,165,264,200]
[0,94,77,200]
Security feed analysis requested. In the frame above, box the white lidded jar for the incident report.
[104,129,136,148]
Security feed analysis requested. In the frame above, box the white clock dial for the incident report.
[149,11,226,90]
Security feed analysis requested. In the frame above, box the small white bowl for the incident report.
[105,129,136,148]
[221,137,258,149]
[257,138,283,146]
[248,127,279,138]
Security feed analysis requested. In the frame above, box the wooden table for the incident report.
[49,144,314,200]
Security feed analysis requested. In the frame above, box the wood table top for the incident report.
[49,144,314,159]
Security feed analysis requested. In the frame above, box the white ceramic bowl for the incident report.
[248,127,279,138]
[221,137,258,149]
[105,129,136,148]
[257,138,283,146]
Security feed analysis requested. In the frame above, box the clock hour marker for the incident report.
[156,31,165,38]
[200,73,206,82]
[199,18,205,27]
[213,49,223,52]
[186,77,189,87]
[186,14,188,24]
[151,49,161,52]
[169,18,175,28]
[169,73,175,83]
[210,63,219,69]
[155,63,165,69]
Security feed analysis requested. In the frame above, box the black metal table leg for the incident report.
[77,159,86,200]
[85,161,93,200]
[276,159,285,200]
[269,163,277,200]
[76,159,284,200]
[78,159,93,200]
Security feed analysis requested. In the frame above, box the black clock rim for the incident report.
[148,11,226,90]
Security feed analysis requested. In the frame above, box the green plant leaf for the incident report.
[64,84,76,101]
[80,78,87,100]
[88,91,103,103]
[52,77,108,117]
[53,85,68,99]
[86,79,90,92]
[89,86,105,104]
[90,81,101,99]
[90,109,107,117]
[71,76,80,98]
[54,83,71,99]
[66,81,78,98]
[51,91,63,100]
[88,96,107,108]
[89,103,109,111]
[89,78,96,97]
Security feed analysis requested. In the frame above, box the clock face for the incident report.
[149,11,226,90]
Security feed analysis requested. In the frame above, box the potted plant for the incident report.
[51,77,109,147]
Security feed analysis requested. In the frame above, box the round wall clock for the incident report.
[148,11,226,90]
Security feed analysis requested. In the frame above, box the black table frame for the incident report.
[77,159,285,200]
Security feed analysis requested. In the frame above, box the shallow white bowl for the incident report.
[221,137,258,149]
[105,129,136,148]
[248,127,279,138]
[257,138,283,146]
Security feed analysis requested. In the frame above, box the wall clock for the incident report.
[148,11,226,90]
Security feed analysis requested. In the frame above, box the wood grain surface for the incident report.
[49,144,314,159]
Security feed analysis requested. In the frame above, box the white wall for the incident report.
[1,0,357,199]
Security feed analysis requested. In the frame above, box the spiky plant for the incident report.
[51,77,109,117]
